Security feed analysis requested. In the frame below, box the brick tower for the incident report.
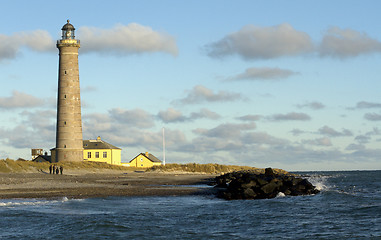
[53,20,83,162]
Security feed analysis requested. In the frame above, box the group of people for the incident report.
[49,165,63,175]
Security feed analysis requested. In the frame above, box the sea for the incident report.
[0,171,380,240]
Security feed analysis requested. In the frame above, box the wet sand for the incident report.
[0,171,217,199]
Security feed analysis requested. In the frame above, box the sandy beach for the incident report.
[0,170,217,199]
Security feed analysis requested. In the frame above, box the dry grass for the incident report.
[0,159,289,175]
[0,159,136,173]
[147,163,289,175]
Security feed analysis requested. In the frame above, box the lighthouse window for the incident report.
[64,121,67,125]
[64,145,66,148]
[64,95,66,99]
[64,70,67,75]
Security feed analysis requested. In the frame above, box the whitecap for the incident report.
[0,199,53,208]
[306,175,329,191]
[276,192,286,198]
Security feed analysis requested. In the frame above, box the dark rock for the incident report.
[214,168,320,200]
[265,167,275,176]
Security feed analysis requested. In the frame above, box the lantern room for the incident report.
[61,19,75,40]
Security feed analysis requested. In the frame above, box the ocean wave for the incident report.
[0,197,81,208]
[305,174,329,191]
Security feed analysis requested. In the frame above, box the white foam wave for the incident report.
[306,175,329,191]
[0,197,80,208]
[0,199,52,207]
[276,192,286,198]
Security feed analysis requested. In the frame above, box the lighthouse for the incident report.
[52,20,83,162]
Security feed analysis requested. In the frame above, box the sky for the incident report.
[0,0,380,171]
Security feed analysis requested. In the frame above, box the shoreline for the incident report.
[0,171,217,200]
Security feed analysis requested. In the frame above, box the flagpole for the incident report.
[162,127,166,166]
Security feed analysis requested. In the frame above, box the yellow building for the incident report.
[129,152,162,168]
[83,136,121,165]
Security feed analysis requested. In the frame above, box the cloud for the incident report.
[318,125,353,137]
[0,30,54,61]
[364,113,381,121]
[237,114,262,122]
[290,128,306,136]
[0,91,45,109]
[354,135,371,144]
[243,132,288,146]
[78,23,178,56]
[82,110,187,151]
[297,101,325,110]
[355,101,381,109]
[193,122,256,139]
[0,110,56,149]
[365,127,381,136]
[225,67,298,81]
[319,27,381,58]
[205,23,313,60]
[157,108,221,123]
[190,108,221,120]
[267,112,311,121]
[302,137,332,147]
[108,108,155,128]
[345,143,366,151]
[176,85,245,104]
[206,24,381,61]
[157,108,186,123]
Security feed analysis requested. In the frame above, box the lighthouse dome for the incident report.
[61,20,75,31]
[61,20,76,40]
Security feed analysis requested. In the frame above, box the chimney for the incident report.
[145,152,149,157]
[97,136,101,141]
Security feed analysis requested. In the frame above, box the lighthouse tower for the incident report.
[53,20,83,162]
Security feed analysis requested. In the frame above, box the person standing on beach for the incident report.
[60,166,63,175]
[52,165,56,175]
[56,167,59,175]
[49,165,52,174]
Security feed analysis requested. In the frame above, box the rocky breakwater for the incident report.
[214,168,320,200]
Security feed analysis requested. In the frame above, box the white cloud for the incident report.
[78,23,178,56]
[108,108,155,129]
[302,137,332,147]
[205,23,313,60]
[290,128,306,136]
[157,108,186,123]
[193,122,256,139]
[356,101,381,109]
[318,125,353,137]
[364,113,381,121]
[267,112,311,121]
[190,108,221,120]
[82,110,186,151]
[0,110,55,149]
[320,27,381,58]
[225,67,298,81]
[237,114,262,122]
[0,30,54,61]
[243,132,288,146]
[157,108,221,123]
[0,91,45,109]
[206,24,381,61]
[176,85,244,104]
[297,101,325,110]
[346,143,366,151]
